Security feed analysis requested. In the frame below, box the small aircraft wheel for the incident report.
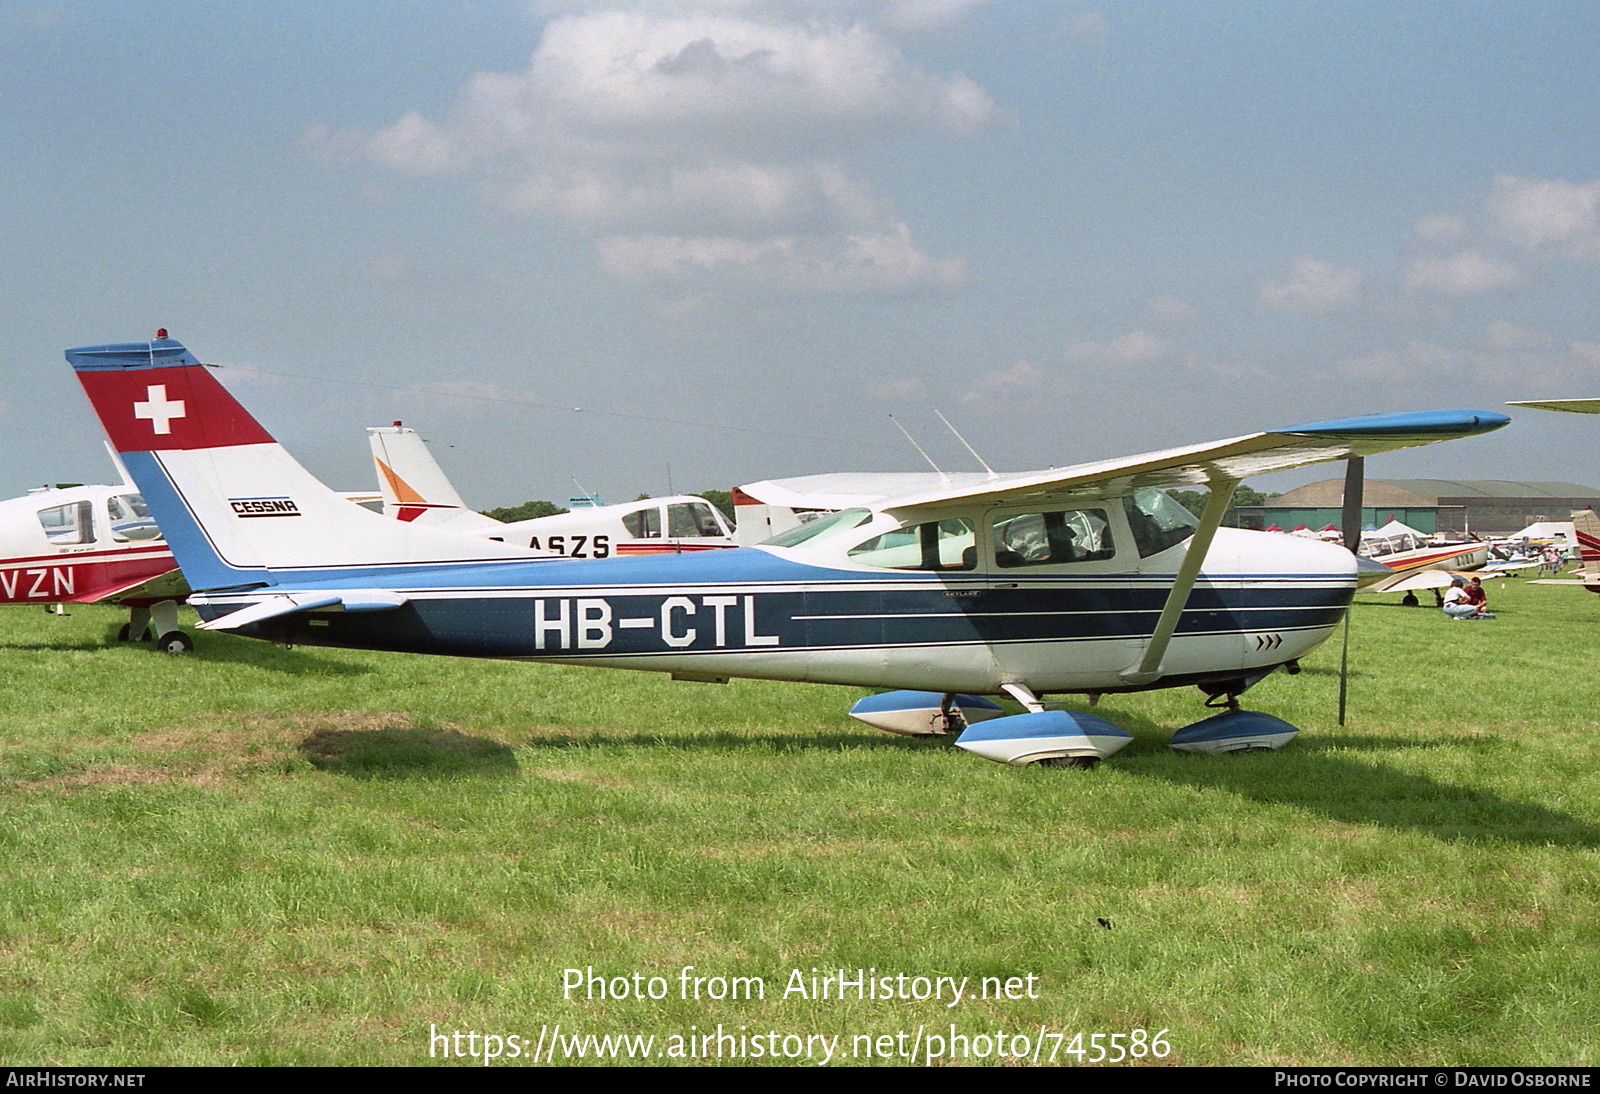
[117,623,150,643]
[155,631,193,655]
[1035,755,1100,770]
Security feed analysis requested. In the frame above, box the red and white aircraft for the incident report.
[0,479,190,649]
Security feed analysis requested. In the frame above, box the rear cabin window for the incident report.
[622,507,662,538]
[847,518,976,571]
[991,508,1114,568]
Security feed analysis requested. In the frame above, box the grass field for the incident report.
[1,576,1597,1067]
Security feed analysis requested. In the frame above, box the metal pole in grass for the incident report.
[1338,455,1364,727]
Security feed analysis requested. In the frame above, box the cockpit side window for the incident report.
[108,493,164,542]
[991,508,1114,568]
[668,501,726,538]
[39,501,95,545]
[847,518,976,571]
[1121,489,1198,558]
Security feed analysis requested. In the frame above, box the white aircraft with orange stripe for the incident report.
[367,422,736,558]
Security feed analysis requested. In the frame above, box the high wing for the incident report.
[878,410,1510,513]
[738,472,999,512]
[1506,399,1600,414]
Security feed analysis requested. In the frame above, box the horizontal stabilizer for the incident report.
[196,589,408,631]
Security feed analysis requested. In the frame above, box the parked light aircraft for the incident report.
[368,423,736,556]
[0,480,190,649]
[1357,522,1490,595]
[68,335,1509,766]
[1504,400,1600,593]
[1566,508,1600,593]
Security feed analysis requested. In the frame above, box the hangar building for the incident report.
[1233,479,1600,536]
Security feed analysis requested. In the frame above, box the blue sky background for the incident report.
[3,1,1597,508]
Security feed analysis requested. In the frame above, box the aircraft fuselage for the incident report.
[200,530,1354,696]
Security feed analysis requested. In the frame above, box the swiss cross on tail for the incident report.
[133,385,186,434]
[68,334,273,452]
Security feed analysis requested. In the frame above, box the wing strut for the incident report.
[1121,473,1239,685]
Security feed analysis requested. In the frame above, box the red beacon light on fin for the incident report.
[154,328,169,340]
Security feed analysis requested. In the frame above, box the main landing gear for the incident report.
[118,600,193,655]
[847,674,1306,768]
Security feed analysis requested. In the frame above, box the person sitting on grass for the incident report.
[1443,575,1493,620]
[1463,576,1493,617]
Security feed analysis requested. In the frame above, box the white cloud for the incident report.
[1412,212,1466,246]
[1335,341,1461,382]
[1484,174,1600,261]
[1484,319,1551,351]
[1397,175,1600,300]
[1402,250,1523,295]
[595,223,964,293]
[1572,341,1600,370]
[868,376,928,400]
[1145,294,1202,327]
[962,359,1053,403]
[1062,330,1171,367]
[529,1,996,32]
[1257,256,1362,313]
[308,9,995,293]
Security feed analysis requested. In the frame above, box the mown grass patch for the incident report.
[0,582,1595,1066]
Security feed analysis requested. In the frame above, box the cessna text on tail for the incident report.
[68,335,1508,767]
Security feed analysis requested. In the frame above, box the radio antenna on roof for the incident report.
[888,414,945,478]
[934,408,995,476]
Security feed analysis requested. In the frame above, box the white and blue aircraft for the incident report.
[67,335,1509,767]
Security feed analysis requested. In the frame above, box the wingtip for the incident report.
[1278,408,1510,437]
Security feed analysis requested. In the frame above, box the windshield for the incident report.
[761,508,873,549]
[1122,489,1198,557]
[109,493,165,542]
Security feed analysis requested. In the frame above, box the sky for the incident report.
[2,0,1598,509]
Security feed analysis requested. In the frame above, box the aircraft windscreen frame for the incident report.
[759,507,873,549]
[1123,488,1199,558]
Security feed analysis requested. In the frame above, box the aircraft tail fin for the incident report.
[67,336,547,592]
[1571,508,1600,575]
[367,424,505,533]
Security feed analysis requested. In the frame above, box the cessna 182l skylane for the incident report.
[68,335,1509,767]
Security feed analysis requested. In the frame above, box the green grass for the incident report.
[0,579,1596,1066]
